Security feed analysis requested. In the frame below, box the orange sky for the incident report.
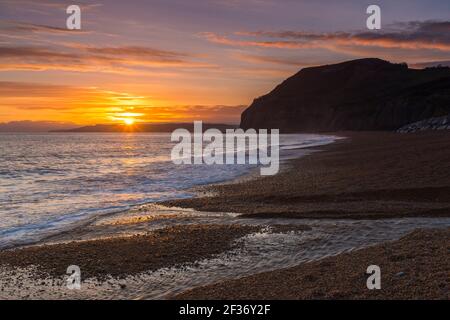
[1,0,449,125]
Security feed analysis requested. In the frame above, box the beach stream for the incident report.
[2,203,449,299]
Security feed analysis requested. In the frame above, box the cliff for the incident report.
[240,58,450,132]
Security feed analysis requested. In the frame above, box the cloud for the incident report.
[0,81,245,124]
[0,45,213,73]
[0,46,82,59]
[0,21,88,35]
[81,46,191,62]
[116,104,246,123]
[0,81,73,97]
[200,32,315,49]
[202,20,450,52]
[0,0,101,11]
[234,53,325,67]
[0,81,135,110]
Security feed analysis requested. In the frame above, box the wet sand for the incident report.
[174,227,450,300]
[162,132,450,219]
[0,224,260,280]
[165,131,450,300]
[0,131,449,299]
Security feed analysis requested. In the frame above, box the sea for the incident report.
[0,132,339,249]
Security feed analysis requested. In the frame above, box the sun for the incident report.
[123,118,135,125]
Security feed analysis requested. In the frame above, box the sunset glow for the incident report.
[123,118,135,126]
[0,0,449,127]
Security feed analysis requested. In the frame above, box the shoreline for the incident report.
[161,131,450,220]
[174,227,450,300]
[165,131,450,300]
[0,131,449,299]
[0,133,338,251]
[0,224,261,281]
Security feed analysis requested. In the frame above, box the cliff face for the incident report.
[240,58,450,132]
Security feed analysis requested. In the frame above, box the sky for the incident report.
[0,0,449,126]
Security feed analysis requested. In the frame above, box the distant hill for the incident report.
[53,123,237,133]
[0,121,77,132]
[240,58,450,132]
